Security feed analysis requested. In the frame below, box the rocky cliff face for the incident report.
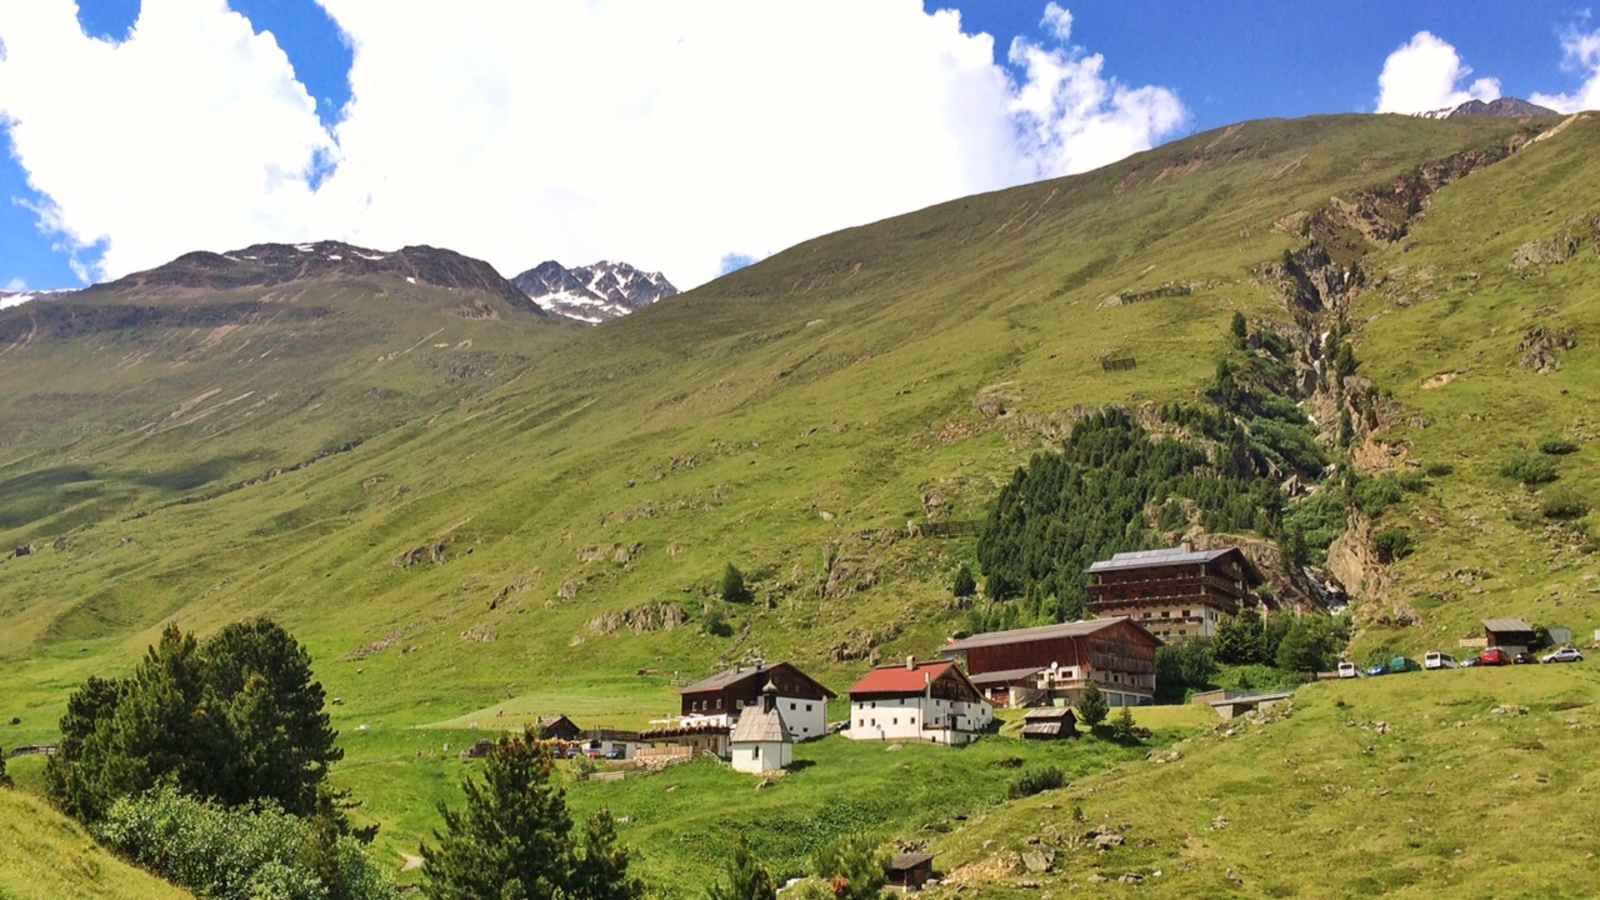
[101,241,543,313]
[511,259,677,324]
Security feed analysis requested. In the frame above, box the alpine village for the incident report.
[3,8,1600,900]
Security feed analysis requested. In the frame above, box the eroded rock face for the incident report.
[586,602,687,635]
[395,541,448,568]
[1518,325,1577,374]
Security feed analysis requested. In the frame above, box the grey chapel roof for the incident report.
[729,702,791,744]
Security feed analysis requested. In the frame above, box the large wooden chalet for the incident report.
[677,661,835,741]
[941,617,1161,708]
[1086,544,1264,640]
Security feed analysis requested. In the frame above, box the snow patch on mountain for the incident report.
[511,259,678,324]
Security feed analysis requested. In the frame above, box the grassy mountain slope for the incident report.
[0,788,191,900]
[4,112,1598,884]
[930,665,1600,898]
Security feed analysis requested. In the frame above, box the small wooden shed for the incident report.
[1483,618,1537,653]
[1020,706,1077,740]
[537,715,583,742]
[887,852,934,892]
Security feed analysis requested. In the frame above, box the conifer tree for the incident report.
[951,563,977,599]
[1076,681,1109,729]
[706,839,777,900]
[720,563,751,603]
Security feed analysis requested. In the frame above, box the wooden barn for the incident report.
[942,617,1161,708]
[678,660,835,741]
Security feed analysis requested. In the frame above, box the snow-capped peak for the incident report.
[510,259,678,325]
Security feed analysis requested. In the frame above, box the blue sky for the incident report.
[2,1,1597,294]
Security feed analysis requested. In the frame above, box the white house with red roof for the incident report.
[845,657,993,745]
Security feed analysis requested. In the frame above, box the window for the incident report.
[752,746,760,760]
[806,704,813,711]
[858,719,864,727]
[893,718,899,725]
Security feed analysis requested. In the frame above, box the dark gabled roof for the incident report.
[1483,618,1534,633]
[1022,707,1076,721]
[942,617,1159,652]
[889,852,933,871]
[1086,545,1264,585]
[679,661,837,698]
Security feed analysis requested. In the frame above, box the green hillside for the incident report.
[3,111,1599,890]
[0,787,191,900]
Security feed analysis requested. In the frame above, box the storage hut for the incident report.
[1020,707,1078,740]
[1483,618,1537,654]
[729,682,792,774]
[886,852,935,892]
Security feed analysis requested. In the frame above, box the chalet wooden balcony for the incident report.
[1087,574,1245,605]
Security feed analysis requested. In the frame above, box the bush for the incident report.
[1008,766,1066,799]
[705,839,776,900]
[951,564,977,599]
[1352,476,1404,517]
[1396,471,1428,493]
[1212,611,1266,666]
[1230,312,1248,348]
[1108,707,1151,745]
[94,786,397,900]
[46,619,341,822]
[719,564,751,604]
[1155,640,1216,702]
[1542,488,1591,520]
[1501,453,1558,486]
[1373,528,1415,563]
[1274,615,1351,673]
[423,727,643,900]
[811,834,889,900]
[700,608,733,638]
[1075,682,1109,728]
[1424,462,1454,477]
[1540,438,1580,455]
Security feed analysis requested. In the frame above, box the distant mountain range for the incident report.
[511,260,678,324]
[1418,96,1558,120]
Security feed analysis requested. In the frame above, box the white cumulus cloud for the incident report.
[1531,25,1600,112]
[0,1,1189,289]
[1375,31,1500,114]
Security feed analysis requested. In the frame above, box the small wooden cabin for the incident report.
[887,852,935,892]
[1020,707,1077,740]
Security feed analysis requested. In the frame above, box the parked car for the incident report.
[1423,651,1456,670]
[1459,656,1481,668]
[1366,663,1388,677]
[1513,651,1538,665]
[1337,661,1360,679]
[1389,656,1422,674]
[1478,647,1510,667]
[1541,647,1584,664]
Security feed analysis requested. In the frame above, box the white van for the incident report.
[1337,661,1359,679]
[1423,651,1456,670]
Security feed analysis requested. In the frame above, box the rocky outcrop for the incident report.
[1517,325,1577,374]
[586,602,688,635]
[395,541,448,568]
[1325,511,1392,611]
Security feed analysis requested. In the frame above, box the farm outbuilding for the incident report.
[1020,706,1077,740]
[1483,618,1537,654]
[887,852,935,892]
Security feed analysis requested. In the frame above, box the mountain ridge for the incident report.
[1418,95,1559,120]
[511,258,677,323]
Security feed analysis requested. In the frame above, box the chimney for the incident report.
[1181,538,1194,553]
[905,655,916,671]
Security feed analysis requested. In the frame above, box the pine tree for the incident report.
[570,810,645,900]
[720,563,751,604]
[422,728,575,899]
[812,834,888,900]
[422,727,640,900]
[1230,311,1249,348]
[1076,681,1109,729]
[705,839,777,900]
[951,564,977,599]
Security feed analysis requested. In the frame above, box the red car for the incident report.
[1478,647,1510,667]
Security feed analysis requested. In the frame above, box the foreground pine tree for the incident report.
[705,839,777,900]
[422,727,643,899]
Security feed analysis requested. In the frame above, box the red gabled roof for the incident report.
[848,661,956,695]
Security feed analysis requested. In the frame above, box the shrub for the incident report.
[705,839,776,900]
[94,786,398,900]
[719,564,751,604]
[1108,707,1151,745]
[1075,681,1109,728]
[1541,488,1591,520]
[811,834,889,900]
[1230,312,1248,348]
[701,608,733,638]
[1396,471,1428,492]
[951,564,977,599]
[1008,766,1066,799]
[1540,438,1580,455]
[1501,453,1558,486]
[1212,611,1266,666]
[1155,640,1217,702]
[1373,528,1415,563]
[1275,615,1351,673]
[423,727,643,900]
[1352,476,1404,517]
[1424,462,1454,477]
